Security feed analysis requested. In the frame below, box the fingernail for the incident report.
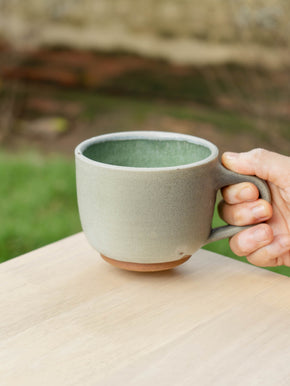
[252,226,269,242]
[224,152,238,161]
[252,204,267,220]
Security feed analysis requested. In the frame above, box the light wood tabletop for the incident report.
[0,232,290,386]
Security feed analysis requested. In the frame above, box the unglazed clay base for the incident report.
[100,254,191,272]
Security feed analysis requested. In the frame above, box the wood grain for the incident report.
[0,232,289,385]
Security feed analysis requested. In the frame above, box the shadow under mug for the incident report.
[75,131,271,272]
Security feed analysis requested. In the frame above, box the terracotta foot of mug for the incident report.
[100,254,191,272]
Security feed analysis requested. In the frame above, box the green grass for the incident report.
[0,150,81,263]
[1,149,289,277]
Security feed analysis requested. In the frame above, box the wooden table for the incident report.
[1,233,290,385]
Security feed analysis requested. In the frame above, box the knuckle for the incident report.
[248,148,270,180]
[250,148,266,162]
[277,235,290,250]
[259,224,273,241]
[232,209,243,226]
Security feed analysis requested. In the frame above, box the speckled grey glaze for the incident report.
[75,131,271,264]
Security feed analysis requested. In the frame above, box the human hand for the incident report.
[219,149,290,267]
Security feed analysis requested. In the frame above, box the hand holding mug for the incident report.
[220,149,290,267]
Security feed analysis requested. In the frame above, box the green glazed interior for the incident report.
[83,139,211,168]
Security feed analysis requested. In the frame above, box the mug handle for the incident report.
[204,163,271,245]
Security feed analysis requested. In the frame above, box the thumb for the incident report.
[222,149,290,189]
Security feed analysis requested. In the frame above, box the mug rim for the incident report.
[75,131,219,172]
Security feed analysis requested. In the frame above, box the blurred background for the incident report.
[0,0,289,274]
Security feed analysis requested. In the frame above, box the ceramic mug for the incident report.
[75,131,271,272]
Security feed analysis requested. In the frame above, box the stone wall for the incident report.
[0,0,289,67]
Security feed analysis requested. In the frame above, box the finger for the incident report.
[246,234,290,267]
[229,223,273,256]
[222,149,290,189]
[218,198,273,226]
[222,182,259,204]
